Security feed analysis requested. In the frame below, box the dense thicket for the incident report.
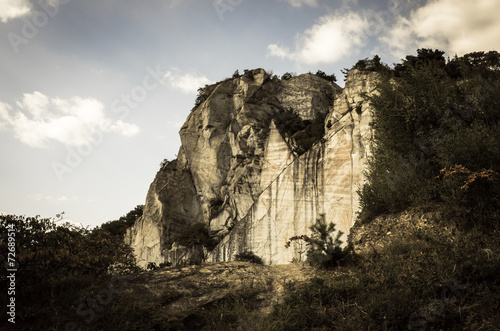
[358,49,500,229]
[0,211,139,329]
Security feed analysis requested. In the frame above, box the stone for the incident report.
[124,148,203,268]
[126,68,379,267]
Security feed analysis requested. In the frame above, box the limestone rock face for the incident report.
[126,68,378,267]
[208,70,377,264]
[125,149,203,268]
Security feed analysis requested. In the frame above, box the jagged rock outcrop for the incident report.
[124,150,203,267]
[126,68,378,267]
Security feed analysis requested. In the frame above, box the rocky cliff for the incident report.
[125,68,379,267]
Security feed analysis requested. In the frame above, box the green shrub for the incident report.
[281,72,295,80]
[234,250,263,264]
[305,215,351,267]
[171,221,218,264]
[314,70,337,82]
[99,205,144,238]
[147,262,158,270]
[243,69,254,80]
[274,110,327,155]
[194,84,211,107]
[146,261,171,271]
[0,214,139,329]
[184,289,263,330]
[286,215,350,268]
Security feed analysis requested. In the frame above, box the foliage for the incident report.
[281,72,296,80]
[6,211,499,330]
[437,165,500,228]
[172,221,217,250]
[77,219,497,330]
[0,213,139,329]
[234,250,263,264]
[147,262,158,270]
[194,84,211,108]
[182,289,264,331]
[243,69,254,80]
[274,110,327,154]
[146,261,172,270]
[306,215,350,267]
[358,49,500,228]
[99,204,144,238]
[314,70,337,82]
[344,55,391,79]
[171,221,218,264]
[285,234,310,262]
[286,215,350,268]
[270,221,500,330]
[160,158,168,169]
[0,214,138,281]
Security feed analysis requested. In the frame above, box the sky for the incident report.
[1,0,499,228]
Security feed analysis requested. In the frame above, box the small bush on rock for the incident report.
[306,215,351,267]
[286,215,351,268]
[234,250,263,264]
[171,221,218,264]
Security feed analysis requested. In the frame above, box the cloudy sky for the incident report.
[1,0,499,228]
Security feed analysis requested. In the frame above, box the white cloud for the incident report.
[0,92,140,148]
[0,0,68,23]
[379,17,416,60]
[0,102,12,129]
[267,44,291,60]
[162,70,213,94]
[278,0,319,8]
[382,0,500,58]
[31,194,79,202]
[0,0,31,22]
[16,91,50,119]
[268,12,368,64]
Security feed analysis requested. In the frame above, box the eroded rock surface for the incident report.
[126,69,379,267]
